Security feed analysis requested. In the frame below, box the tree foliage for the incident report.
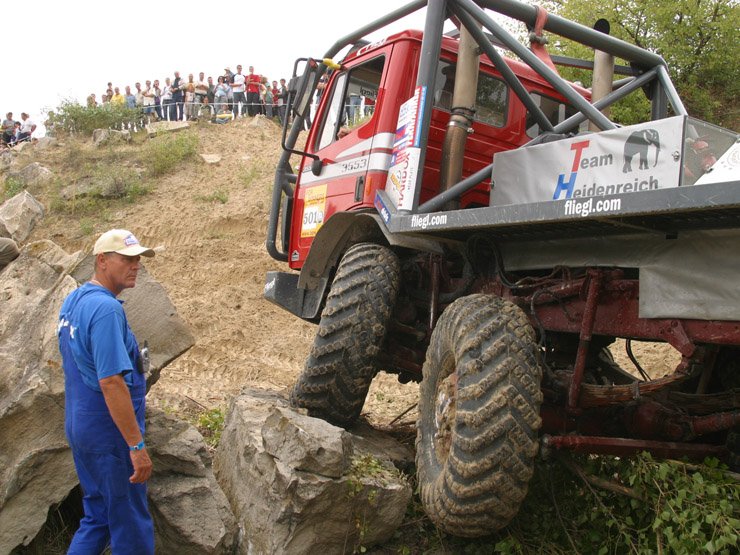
[543,0,739,128]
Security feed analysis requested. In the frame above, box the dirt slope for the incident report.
[24,119,420,424]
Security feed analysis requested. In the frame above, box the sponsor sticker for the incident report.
[300,185,327,238]
[410,213,448,230]
[374,192,391,224]
[491,117,685,207]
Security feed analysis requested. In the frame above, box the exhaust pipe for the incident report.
[590,19,615,132]
[438,22,481,211]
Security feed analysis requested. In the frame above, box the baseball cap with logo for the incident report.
[93,229,155,257]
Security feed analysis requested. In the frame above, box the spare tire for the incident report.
[290,242,400,427]
[416,294,543,537]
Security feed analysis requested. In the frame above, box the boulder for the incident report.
[146,121,190,137]
[0,149,15,171]
[34,136,57,151]
[12,141,32,153]
[0,190,45,242]
[214,388,412,555]
[8,162,54,188]
[92,128,131,147]
[0,240,194,552]
[147,408,238,554]
[0,241,81,552]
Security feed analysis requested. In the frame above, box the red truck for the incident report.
[265,0,739,537]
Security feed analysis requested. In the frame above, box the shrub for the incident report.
[195,408,225,448]
[142,132,198,176]
[48,100,142,136]
[2,176,24,202]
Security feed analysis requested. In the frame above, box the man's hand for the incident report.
[130,448,153,483]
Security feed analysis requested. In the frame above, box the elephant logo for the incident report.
[623,128,661,173]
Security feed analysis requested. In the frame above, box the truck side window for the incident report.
[315,56,385,151]
[433,60,508,127]
[525,93,585,137]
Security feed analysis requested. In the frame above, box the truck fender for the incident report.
[298,211,444,291]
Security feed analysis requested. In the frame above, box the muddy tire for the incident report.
[290,243,400,427]
[416,294,543,537]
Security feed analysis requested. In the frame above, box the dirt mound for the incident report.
[23,119,420,424]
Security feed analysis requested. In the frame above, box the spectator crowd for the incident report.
[1,112,37,147]
[89,65,289,127]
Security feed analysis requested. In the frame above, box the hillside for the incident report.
[18,119,421,425]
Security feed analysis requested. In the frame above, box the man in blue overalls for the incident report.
[58,229,156,554]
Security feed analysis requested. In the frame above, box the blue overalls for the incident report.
[59,286,154,555]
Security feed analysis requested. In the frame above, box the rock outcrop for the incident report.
[0,241,194,552]
[8,162,54,188]
[0,190,45,242]
[147,408,238,554]
[146,121,190,137]
[92,128,131,147]
[215,388,412,555]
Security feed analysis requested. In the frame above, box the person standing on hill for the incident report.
[245,66,261,117]
[231,65,247,118]
[161,78,172,121]
[171,71,184,121]
[58,229,155,555]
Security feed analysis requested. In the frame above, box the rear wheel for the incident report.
[290,243,400,427]
[416,294,543,537]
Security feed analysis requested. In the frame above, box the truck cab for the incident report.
[287,30,589,270]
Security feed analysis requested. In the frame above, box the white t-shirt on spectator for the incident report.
[20,119,35,134]
[231,74,246,93]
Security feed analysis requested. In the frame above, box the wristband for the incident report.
[129,440,145,452]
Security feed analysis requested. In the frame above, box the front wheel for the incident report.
[290,242,400,427]
[416,294,543,537]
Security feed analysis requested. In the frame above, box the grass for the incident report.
[2,176,25,202]
[142,132,198,176]
[195,190,229,204]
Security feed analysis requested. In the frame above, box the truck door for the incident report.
[289,50,391,269]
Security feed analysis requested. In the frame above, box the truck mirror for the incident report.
[293,59,321,120]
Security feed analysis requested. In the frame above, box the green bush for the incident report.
[142,132,198,176]
[2,176,24,202]
[495,454,739,554]
[48,100,142,136]
[195,408,225,448]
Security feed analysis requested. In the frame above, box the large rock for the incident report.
[0,241,81,552]
[147,408,238,554]
[0,190,45,242]
[214,388,412,555]
[0,240,194,552]
[146,120,190,137]
[33,136,57,151]
[92,128,131,147]
[0,150,16,171]
[7,162,54,188]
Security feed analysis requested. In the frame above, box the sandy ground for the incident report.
[26,119,422,427]
[25,118,677,428]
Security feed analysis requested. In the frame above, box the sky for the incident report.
[3,0,456,135]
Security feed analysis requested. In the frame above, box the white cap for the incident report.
[93,229,155,257]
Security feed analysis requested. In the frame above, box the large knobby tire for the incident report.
[416,294,543,537]
[290,242,400,427]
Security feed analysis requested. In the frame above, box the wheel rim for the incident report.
[433,369,457,464]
